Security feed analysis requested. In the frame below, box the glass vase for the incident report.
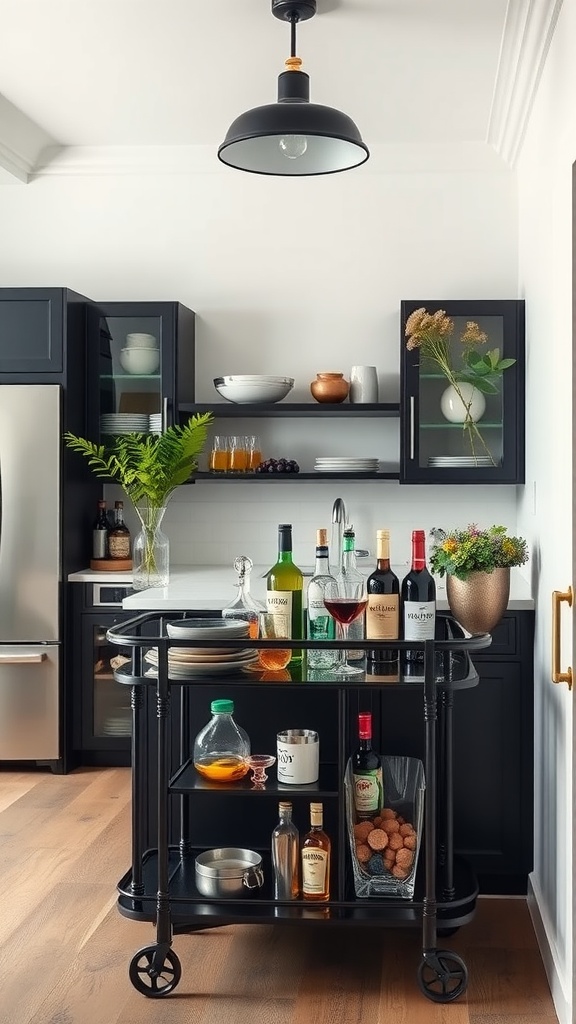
[132,504,169,590]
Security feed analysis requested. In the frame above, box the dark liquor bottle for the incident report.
[301,802,331,901]
[352,712,384,821]
[92,499,108,560]
[366,529,400,663]
[401,529,436,660]
[266,524,304,661]
[107,500,131,560]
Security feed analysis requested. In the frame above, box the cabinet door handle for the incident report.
[0,652,47,664]
[552,586,573,689]
[410,396,415,461]
[162,396,169,433]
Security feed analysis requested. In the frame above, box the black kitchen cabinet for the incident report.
[400,299,525,484]
[87,301,195,442]
[0,287,91,377]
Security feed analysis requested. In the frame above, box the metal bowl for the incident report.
[195,848,264,898]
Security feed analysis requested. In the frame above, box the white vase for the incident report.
[440,382,486,423]
[349,365,379,404]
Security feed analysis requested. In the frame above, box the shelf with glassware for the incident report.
[400,299,525,484]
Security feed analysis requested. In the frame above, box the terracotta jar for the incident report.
[310,372,350,404]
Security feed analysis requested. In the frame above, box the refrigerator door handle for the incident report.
[0,652,47,664]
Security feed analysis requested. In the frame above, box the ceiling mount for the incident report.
[271,0,317,22]
[217,0,368,176]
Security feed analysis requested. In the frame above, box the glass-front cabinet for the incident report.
[87,301,196,441]
[400,299,525,484]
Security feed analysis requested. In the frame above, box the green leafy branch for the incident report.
[456,348,517,395]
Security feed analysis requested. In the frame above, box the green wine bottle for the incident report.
[266,523,304,662]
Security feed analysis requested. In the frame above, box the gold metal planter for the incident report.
[446,567,510,635]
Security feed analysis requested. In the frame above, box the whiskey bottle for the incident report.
[366,529,400,662]
[271,801,300,900]
[306,528,336,668]
[352,712,383,820]
[266,524,304,661]
[107,500,131,560]
[301,802,331,901]
[92,499,108,560]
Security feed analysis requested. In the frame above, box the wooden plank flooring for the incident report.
[0,767,559,1024]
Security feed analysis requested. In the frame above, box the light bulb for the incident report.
[279,135,308,160]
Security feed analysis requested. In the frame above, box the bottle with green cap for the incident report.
[193,699,251,782]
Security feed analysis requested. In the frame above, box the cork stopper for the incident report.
[317,528,328,546]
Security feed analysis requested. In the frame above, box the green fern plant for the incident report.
[64,412,214,508]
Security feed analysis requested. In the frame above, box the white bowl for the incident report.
[119,346,160,375]
[126,332,158,348]
[214,378,293,404]
[220,375,294,385]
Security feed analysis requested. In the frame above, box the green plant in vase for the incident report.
[405,308,516,465]
[64,413,213,588]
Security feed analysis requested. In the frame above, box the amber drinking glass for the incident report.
[246,434,262,472]
[210,435,229,473]
[229,435,249,473]
[259,613,291,671]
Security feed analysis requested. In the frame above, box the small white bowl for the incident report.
[119,347,160,375]
[126,332,158,348]
[213,378,293,404]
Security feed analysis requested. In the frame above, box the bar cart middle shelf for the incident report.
[108,612,491,1003]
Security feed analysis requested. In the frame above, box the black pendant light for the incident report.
[218,0,369,176]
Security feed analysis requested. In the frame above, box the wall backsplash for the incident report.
[105,481,518,571]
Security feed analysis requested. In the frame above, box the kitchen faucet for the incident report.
[331,497,348,572]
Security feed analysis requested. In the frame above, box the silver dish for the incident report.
[195,848,264,898]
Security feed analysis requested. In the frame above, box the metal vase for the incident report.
[446,567,510,634]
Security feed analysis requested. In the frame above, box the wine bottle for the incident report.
[107,500,131,560]
[352,712,384,820]
[338,527,365,661]
[266,524,304,661]
[306,528,336,669]
[401,529,436,660]
[301,802,331,901]
[366,529,400,663]
[92,499,108,560]
[271,800,300,900]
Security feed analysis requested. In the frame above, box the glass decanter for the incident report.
[222,555,265,639]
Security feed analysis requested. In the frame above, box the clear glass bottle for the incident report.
[306,528,336,668]
[337,527,365,661]
[222,555,265,639]
[301,802,331,901]
[271,800,300,900]
[193,699,251,783]
[266,523,304,661]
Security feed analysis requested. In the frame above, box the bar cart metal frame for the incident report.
[107,611,491,1003]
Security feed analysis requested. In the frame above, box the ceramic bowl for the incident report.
[119,346,160,375]
[125,332,158,348]
[214,377,293,404]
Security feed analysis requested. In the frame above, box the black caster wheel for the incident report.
[437,926,460,937]
[129,944,182,997]
[417,949,468,1003]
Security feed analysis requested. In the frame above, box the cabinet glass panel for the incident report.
[92,624,132,738]
[98,314,163,440]
[416,314,504,471]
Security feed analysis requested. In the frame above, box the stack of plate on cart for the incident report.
[314,457,379,474]
[428,456,494,468]
[144,617,258,678]
[100,412,150,435]
[149,413,163,434]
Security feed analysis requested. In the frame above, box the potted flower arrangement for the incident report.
[64,412,213,589]
[429,524,529,634]
[405,308,516,465]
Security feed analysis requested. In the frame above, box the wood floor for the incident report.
[0,767,559,1024]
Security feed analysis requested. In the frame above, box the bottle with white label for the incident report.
[352,712,383,821]
[366,529,400,663]
[266,524,304,662]
[401,529,436,660]
[306,528,336,668]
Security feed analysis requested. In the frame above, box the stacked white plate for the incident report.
[100,413,150,434]
[314,457,379,474]
[144,617,258,677]
[428,456,496,468]
[101,712,131,736]
[149,413,162,434]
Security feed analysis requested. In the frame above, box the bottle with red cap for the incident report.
[401,529,436,660]
[351,711,383,821]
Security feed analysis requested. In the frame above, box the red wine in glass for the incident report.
[324,598,367,625]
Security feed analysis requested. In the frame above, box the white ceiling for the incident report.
[0,0,562,177]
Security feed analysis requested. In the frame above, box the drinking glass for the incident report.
[229,435,249,473]
[323,577,367,677]
[246,434,262,472]
[209,435,229,473]
[259,613,291,671]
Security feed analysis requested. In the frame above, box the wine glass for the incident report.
[323,577,367,677]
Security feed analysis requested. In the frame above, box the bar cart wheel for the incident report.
[129,944,182,997]
[417,950,468,1003]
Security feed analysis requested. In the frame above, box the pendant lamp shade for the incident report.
[217,3,369,177]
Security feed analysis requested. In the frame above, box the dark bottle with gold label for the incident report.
[366,529,400,662]
[107,500,131,560]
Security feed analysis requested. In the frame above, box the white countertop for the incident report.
[68,564,534,612]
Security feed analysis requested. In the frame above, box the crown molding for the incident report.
[0,94,57,183]
[488,0,563,166]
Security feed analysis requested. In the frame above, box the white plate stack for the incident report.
[314,457,380,474]
[428,456,496,468]
[144,617,259,678]
[149,413,163,434]
[100,413,150,435]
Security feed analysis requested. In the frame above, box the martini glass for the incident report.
[323,578,367,677]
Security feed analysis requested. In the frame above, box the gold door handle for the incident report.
[552,586,573,689]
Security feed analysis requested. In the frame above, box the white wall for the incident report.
[0,160,520,565]
[516,1,576,1020]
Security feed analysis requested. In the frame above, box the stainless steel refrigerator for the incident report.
[0,385,62,762]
